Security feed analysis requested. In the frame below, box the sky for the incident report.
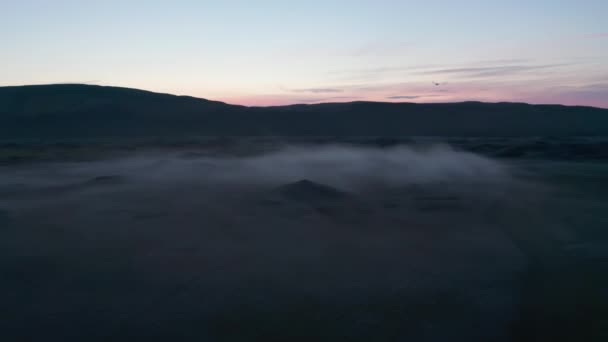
[1,0,607,107]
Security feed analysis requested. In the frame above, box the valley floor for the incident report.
[0,146,607,341]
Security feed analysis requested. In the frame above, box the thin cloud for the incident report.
[387,94,445,100]
[300,96,360,103]
[328,60,530,77]
[285,87,344,94]
[387,96,420,99]
[328,65,436,76]
[328,60,552,82]
[416,64,567,78]
[476,59,530,65]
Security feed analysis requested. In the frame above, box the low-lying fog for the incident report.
[1,144,607,341]
[0,144,508,191]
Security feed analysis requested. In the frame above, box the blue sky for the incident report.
[1,0,607,107]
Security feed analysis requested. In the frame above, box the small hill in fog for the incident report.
[276,179,350,203]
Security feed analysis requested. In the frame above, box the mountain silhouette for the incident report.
[1,84,607,139]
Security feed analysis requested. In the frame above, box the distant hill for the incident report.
[1,84,607,140]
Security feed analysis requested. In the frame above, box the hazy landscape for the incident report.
[4,0,608,339]
[0,85,607,341]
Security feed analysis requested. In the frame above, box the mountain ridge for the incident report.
[1,84,607,139]
[2,83,603,110]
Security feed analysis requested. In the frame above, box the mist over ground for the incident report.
[0,144,508,191]
[1,142,607,341]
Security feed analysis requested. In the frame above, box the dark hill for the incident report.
[1,84,607,140]
[276,179,350,203]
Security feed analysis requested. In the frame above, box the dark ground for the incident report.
[0,141,607,341]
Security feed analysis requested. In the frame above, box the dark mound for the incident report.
[85,175,125,185]
[276,179,350,203]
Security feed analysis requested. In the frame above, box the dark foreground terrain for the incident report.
[1,142,607,341]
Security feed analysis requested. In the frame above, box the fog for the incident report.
[0,144,510,194]
[1,144,606,341]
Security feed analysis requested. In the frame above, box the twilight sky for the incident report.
[1,0,607,107]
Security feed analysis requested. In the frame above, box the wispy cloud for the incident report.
[327,61,554,83]
[299,96,360,103]
[328,65,436,76]
[386,94,445,100]
[220,94,362,106]
[328,60,531,77]
[283,86,344,94]
[476,59,530,65]
[415,64,566,78]
[387,95,420,99]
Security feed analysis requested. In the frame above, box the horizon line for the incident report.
[1,82,607,110]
